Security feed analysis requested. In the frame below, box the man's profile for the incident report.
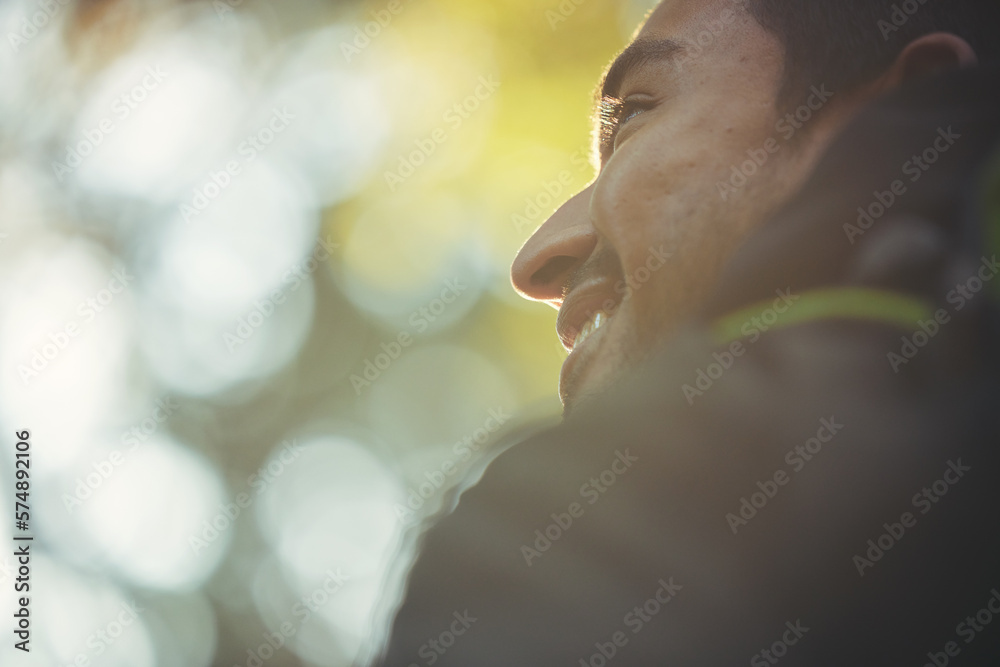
[511,0,991,411]
[377,0,1000,663]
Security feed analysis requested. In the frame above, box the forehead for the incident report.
[600,0,767,100]
[612,0,783,95]
[638,0,746,40]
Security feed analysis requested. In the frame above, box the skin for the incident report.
[509,0,976,412]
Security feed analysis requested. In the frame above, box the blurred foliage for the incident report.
[0,0,657,665]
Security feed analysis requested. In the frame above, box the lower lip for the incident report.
[559,316,613,403]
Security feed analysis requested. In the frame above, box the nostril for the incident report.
[510,190,598,301]
[531,255,579,288]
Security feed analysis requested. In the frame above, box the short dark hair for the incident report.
[745,0,1000,107]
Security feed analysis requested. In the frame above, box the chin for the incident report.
[560,340,628,417]
[559,304,680,416]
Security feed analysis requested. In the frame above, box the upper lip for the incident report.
[556,278,620,351]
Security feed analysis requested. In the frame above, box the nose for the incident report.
[511,185,598,305]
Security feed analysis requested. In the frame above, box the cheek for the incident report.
[589,131,743,334]
[590,141,674,253]
[590,135,712,276]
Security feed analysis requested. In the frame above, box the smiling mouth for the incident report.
[555,273,624,405]
[573,310,610,350]
[557,279,621,352]
[558,307,616,408]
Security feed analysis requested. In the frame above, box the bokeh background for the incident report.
[0,0,658,664]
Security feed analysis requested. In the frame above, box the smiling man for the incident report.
[514,1,817,408]
[511,0,994,410]
[378,0,1000,664]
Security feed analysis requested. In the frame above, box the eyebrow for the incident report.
[599,37,686,100]
[593,38,686,164]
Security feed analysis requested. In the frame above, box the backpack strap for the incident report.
[711,287,933,346]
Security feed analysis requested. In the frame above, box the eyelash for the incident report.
[598,96,655,158]
[619,100,648,126]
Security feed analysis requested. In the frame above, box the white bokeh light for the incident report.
[149,159,320,314]
[0,236,134,473]
[266,25,391,205]
[32,554,156,667]
[257,435,402,582]
[69,23,252,202]
[141,591,218,667]
[255,434,404,664]
[366,344,517,453]
[71,436,231,591]
[137,158,320,397]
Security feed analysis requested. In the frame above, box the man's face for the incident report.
[511,0,845,410]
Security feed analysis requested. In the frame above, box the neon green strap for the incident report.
[712,287,934,346]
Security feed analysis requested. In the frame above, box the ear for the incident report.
[876,32,978,89]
